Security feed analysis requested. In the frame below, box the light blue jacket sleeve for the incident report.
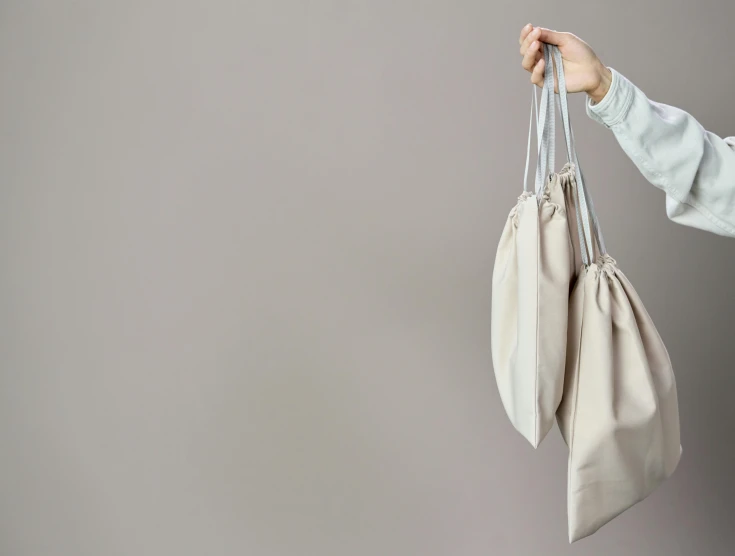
[586,68,735,237]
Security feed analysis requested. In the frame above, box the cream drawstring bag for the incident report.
[491,44,575,448]
[547,45,683,543]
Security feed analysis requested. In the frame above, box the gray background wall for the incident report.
[2,1,734,555]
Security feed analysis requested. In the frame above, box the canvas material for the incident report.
[491,184,573,447]
[491,44,574,448]
[556,256,682,542]
[546,45,682,543]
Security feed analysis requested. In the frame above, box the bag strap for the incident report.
[536,44,556,195]
[549,45,607,263]
[572,127,607,256]
[523,44,556,195]
[548,46,593,264]
[522,86,539,193]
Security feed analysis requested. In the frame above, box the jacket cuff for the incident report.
[585,68,635,128]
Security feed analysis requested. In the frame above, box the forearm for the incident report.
[586,69,735,237]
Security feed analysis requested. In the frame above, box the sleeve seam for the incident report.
[605,84,635,128]
[675,196,735,236]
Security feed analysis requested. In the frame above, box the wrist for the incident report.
[587,63,612,104]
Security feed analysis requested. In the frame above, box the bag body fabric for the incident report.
[557,256,682,542]
[491,46,574,448]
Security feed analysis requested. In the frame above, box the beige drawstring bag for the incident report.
[491,44,575,448]
[548,46,683,543]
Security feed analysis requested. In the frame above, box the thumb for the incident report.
[536,28,569,46]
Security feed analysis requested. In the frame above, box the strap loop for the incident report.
[549,45,607,263]
[522,44,556,195]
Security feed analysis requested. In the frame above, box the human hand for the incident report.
[519,24,612,104]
